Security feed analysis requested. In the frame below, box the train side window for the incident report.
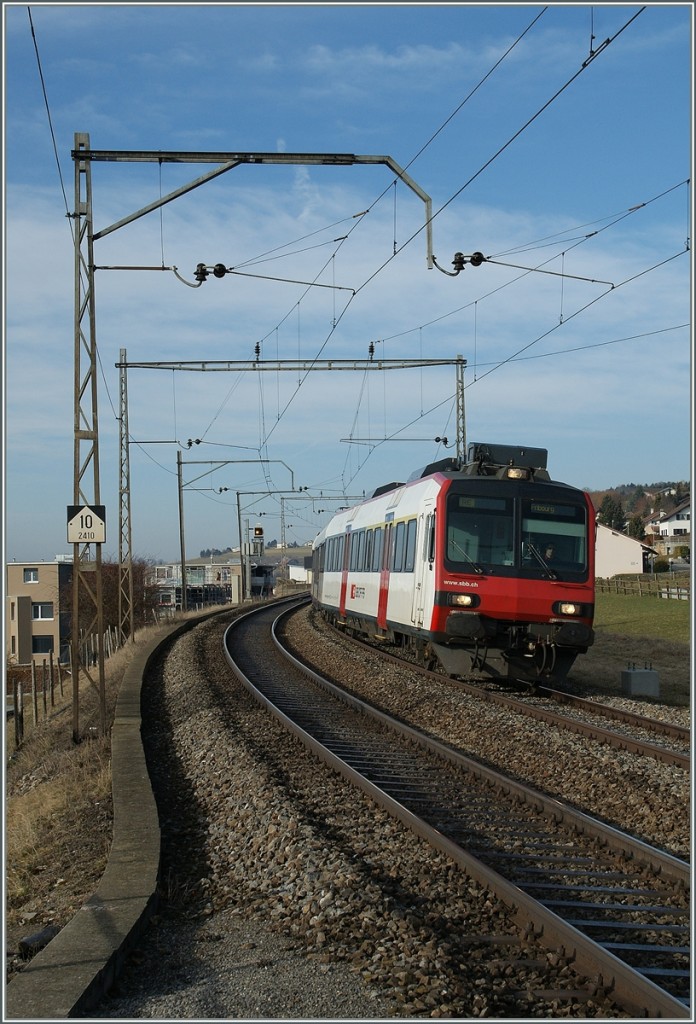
[382,524,393,571]
[404,519,417,572]
[392,521,405,572]
[372,527,384,571]
[349,531,357,571]
[426,514,436,565]
[364,529,374,571]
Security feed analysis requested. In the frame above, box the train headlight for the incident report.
[448,593,480,608]
[506,467,530,480]
[553,601,584,616]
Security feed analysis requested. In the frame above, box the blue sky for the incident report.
[3,3,692,563]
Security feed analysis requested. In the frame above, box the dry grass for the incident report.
[565,592,691,707]
[566,631,690,706]
[4,617,194,979]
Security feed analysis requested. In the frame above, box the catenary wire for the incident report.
[223,8,549,450]
[353,7,648,296]
[26,7,72,234]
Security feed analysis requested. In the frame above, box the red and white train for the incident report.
[312,443,595,686]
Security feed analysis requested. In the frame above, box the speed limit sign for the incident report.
[67,505,106,544]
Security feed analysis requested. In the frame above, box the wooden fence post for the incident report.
[31,662,38,726]
[17,678,24,746]
[13,678,20,749]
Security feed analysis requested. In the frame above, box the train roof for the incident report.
[399,444,552,490]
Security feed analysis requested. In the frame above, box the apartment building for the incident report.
[644,498,691,559]
[6,557,72,665]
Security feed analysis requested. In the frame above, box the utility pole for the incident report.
[71,143,442,692]
[455,354,466,465]
[177,449,188,611]
[71,132,106,742]
[118,347,134,642]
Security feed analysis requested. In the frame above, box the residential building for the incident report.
[147,559,241,611]
[644,498,691,560]
[595,525,652,578]
[6,557,72,665]
[654,498,691,558]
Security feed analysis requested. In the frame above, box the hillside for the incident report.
[586,481,689,518]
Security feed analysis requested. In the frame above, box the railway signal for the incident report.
[253,525,264,556]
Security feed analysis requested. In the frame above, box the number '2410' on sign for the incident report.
[67,505,106,544]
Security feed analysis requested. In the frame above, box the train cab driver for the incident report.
[543,542,557,564]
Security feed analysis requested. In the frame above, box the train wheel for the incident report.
[417,642,438,672]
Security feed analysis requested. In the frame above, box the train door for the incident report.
[377,519,393,631]
[412,500,435,627]
[339,527,351,617]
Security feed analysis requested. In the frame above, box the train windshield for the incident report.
[445,490,588,576]
[446,494,514,570]
[521,498,587,573]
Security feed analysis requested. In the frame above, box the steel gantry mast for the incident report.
[455,354,466,464]
[72,132,106,741]
[118,348,135,644]
[70,140,445,734]
[117,355,468,462]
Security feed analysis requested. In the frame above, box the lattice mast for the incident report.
[118,348,134,643]
[72,132,106,741]
[455,354,466,466]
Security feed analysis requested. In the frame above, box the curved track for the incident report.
[224,600,690,1020]
[322,610,690,770]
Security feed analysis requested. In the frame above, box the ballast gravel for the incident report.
[94,607,688,1019]
[285,608,690,859]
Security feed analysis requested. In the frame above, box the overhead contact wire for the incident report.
[354,6,647,296]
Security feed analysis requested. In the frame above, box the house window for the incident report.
[32,636,54,655]
[32,602,54,620]
[23,568,39,583]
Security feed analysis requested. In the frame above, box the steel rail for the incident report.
[222,601,689,1019]
[325,618,690,770]
[538,684,691,741]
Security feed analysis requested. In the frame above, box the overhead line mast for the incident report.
[76,147,434,269]
[71,137,440,727]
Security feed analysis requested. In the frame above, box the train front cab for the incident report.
[429,471,595,684]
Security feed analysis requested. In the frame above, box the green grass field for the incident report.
[594,592,691,645]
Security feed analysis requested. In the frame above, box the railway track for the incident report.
[320,610,690,770]
[224,599,690,1020]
